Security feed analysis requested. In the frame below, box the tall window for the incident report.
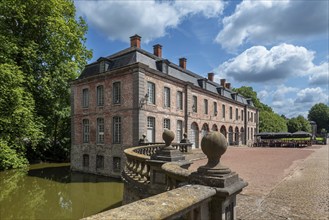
[163,118,170,130]
[83,154,89,167]
[97,118,104,143]
[192,96,197,112]
[236,108,239,120]
[204,99,208,114]
[113,116,121,143]
[177,91,183,110]
[248,111,250,121]
[147,117,155,142]
[222,104,226,118]
[251,112,254,122]
[83,119,89,143]
[241,110,244,121]
[229,107,233,119]
[113,82,121,104]
[97,85,104,106]
[96,155,104,169]
[213,102,217,116]
[82,88,89,108]
[113,157,121,173]
[147,82,155,104]
[177,120,183,142]
[164,87,170,108]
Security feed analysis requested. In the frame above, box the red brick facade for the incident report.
[71,35,258,177]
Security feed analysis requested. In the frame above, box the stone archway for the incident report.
[211,124,218,131]
[228,126,234,145]
[201,123,209,137]
[190,122,199,148]
[220,125,227,138]
[235,127,239,145]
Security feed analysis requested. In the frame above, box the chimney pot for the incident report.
[153,44,162,57]
[225,82,231,89]
[208,72,214,82]
[179,58,187,70]
[220,79,226,87]
[130,34,141,48]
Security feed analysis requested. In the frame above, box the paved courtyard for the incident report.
[188,145,329,220]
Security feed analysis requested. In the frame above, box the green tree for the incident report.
[287,115,311,133]
[308,103,329,132]
[0,0,92,166]
[259,111,288,132]
[234,86,287,132]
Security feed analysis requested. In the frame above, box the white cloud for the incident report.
[75,0,224,43]
[215,0,329,51]
[216,44,315,83]
[295,87,328,104]
[309,62,329,85]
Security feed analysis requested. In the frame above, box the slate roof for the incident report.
[78,46,255,108]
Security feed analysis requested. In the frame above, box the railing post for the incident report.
[189,132,248,220]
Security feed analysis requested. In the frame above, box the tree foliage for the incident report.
[234,86,287,132]
[287,115,311,133]
[308,103,329,132]
[0,0,92,169]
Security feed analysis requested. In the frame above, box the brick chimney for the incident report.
[179,58,187,69]
[208,72,214,82]
[130,34,141,48]
[225,83,231,89]
[220,79,226,87]
[153,44,162,57]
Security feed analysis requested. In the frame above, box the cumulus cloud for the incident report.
[76,0,224,43]
[215,0,329,51]
[295,87,328,104]
[309,62,329,86]
[216,44,315,83]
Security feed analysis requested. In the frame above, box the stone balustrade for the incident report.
[84,130,247,220]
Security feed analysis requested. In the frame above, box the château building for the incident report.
[70,35,258,177]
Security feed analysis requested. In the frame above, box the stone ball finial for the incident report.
[183,133,187,138]
[142,134,146,138]
[198,131,231,175]
[163,129,175,146]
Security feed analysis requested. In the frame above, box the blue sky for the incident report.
[74,0,328,118]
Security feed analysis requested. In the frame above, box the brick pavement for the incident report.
[187,145,329,219]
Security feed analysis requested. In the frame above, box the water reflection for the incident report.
[0,163,123,220]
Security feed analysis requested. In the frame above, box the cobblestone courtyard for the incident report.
[188,145,329,220]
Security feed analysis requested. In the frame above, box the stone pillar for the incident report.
[189,132,248,220]
[148,129,186,195]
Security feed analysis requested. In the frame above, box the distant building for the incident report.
[70,35,258,177]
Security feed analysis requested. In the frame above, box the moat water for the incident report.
[0,163,123,220]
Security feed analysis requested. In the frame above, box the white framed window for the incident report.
[97,85,104,106]
[113,82,121,104]
[222,104,225,118]
[163,118,170,130]
[147,117,155,142]
[251,112,254,122]
[82,88,89,108]
[83,154,89,167]
[177,120,183,142]
[204,99,208,114]
[83,119,89,143]
[97,118,104,143]
[96,155,104,169]
[177,91,183,110]
[236,108,239,120]
[113,157,121,173]
[113,116,121,143]
[213,102,218,116]
[229,106,233,119]
[147,82,155,104]
[241,110,244,121]
[164,87,170,108]
[192,96,197,112]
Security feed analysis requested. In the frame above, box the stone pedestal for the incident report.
[189,132,248,220]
